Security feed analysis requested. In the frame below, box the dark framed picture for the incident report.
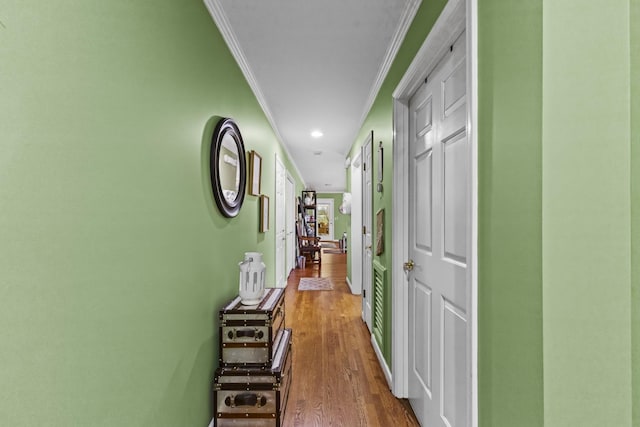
[249,150,262,196]
[260,195,269,232]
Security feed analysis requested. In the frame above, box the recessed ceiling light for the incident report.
[311,130,323,138]
[313,150,323,155]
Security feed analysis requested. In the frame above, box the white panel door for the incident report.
[408,33,469,427]
[285,172,296,276]
[274,156,286,288]
[362,133,373,331]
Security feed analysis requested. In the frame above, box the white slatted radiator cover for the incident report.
[372,260,387,349]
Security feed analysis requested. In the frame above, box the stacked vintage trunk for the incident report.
[213,288,292,427]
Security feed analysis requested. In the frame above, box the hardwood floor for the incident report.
[283,252,419,427]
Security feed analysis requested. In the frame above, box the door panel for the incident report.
[442,300,467,427]
[414,280,432,394]
[443,132,468,265]
[408,31,468,427]
[362,133,373,330]
[285,172,295,275]
[275,157,286,288]
[443,60,466,116]
[414,149,433,252]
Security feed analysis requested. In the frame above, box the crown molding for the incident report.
[352,0,422,143]
[203,0,307,187]
[393,0,465,99]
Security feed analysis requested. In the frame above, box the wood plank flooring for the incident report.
[283,252,419,427]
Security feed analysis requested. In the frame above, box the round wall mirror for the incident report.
[210,117,246,218]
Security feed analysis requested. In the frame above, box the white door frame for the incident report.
[274,155,287,288]
[285,171,296,276]
[391,0,478,425]
[361,133,373,330]
[349,152,363,295]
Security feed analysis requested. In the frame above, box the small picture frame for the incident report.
[249,150,262,196]
[377,141,384,192]
[260,195,269,232]
[376,208,384,255]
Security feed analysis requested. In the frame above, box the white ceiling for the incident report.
[205,0,421,192]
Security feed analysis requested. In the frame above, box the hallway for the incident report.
[283,251,418,426]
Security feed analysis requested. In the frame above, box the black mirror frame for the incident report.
[210,117,247,218]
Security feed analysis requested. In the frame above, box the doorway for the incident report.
[286,171,296,276]
[407,31,468,427]
[316,198,335,241]
[361,132,373,332]
[274,155,286,288]
[349,152,363,295]
[391,0,477,425]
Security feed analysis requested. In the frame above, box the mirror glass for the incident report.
[210,118,246,217]
[219,133,240,203]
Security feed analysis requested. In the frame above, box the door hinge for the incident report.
[363,162,367,172]
[363,289,366,299]
[363,226,366,235]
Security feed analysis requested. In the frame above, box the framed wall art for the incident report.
[249,150,262,196]
[377,141,383,192]
[376,208,384,255]
[260,195,269,232]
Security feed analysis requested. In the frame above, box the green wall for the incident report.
[0,1,302,426]
[477,2,544,425]
[632,1,640,426]
[542,1,632,426]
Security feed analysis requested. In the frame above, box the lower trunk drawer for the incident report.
[214,328,292,427]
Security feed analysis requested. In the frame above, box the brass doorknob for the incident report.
[403,259,415,271]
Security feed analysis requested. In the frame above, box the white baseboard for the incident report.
[346,276,361,295]
[371,334,393,389]
[208,419,213,427]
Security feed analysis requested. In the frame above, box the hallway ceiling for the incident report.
[205,0,420,192]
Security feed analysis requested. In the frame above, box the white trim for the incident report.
[346,276,357,294]
[371,335,393,389]
[274,154,287,288]
[354,0,423,142]
[208,419,213,427]
[391,98,410,398]
[286,170,297,276]
[361,134,373,329]
[393,0,466,99]
[467,0,479,425]
[203,0,306,187]
[350,150,363,296]
[391,5,477,427]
